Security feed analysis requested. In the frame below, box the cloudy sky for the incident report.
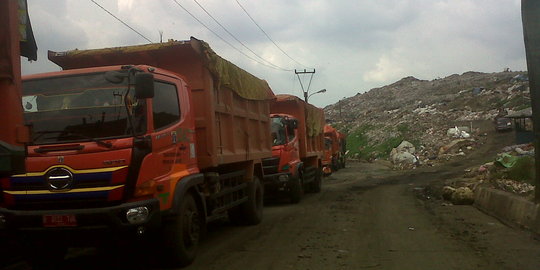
[21,0,526,107]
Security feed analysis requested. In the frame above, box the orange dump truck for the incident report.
[0,0,34,177]
[262,94,325,203]
[0,38,274,266]
[322,125,347,175]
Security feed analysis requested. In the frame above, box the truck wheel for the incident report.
[162,192,201,267]
[311,168,322,193]
[289,176,304,204]
[332,159,339,171]
[228,176,263,225]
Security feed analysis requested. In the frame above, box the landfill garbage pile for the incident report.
[324,71,530,168]
[441,143,536,201]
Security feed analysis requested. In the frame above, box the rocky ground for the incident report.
[324,70,535,199]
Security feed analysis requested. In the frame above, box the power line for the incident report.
[89,0,153,43]
[193,0,292,71]
[234,0,311,69]
[171,0,287,71]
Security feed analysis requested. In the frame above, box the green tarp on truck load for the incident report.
[305,103,324,137]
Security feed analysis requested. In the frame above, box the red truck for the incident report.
[0,38,274,267]
[322,125,347,175]
[262,94,325,203]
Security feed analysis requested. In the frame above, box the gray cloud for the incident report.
[21,0,526,107]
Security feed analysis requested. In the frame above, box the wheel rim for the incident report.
[183,204,200,249]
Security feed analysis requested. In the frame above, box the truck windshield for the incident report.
[22,72,146,145]
[325,138,332,150]
[271,117,287,146]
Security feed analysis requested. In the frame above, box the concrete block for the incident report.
[474,187,540,234]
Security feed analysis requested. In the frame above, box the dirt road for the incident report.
[178,161,540,270]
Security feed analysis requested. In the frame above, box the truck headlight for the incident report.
[126,207,149,224]
[278,174,289,182]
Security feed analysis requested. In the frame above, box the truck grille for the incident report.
[4,166,127,210]
[262,157,280,175]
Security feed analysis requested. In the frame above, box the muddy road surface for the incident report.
[5,158,540,270]
[181,161,540,270]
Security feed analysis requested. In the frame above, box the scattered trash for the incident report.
[478,165,487,173]
[496,153,519,168]
[323,71,530,170]
[390,141,419,168]
[439,139,475,155]
[408,227,415,231]
[451,187,474,205]
[493,179,535,195]
[442,186,456,200]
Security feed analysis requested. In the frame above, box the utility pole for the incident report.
[339,99,342,119]
[521,0,540,202]
[295,69,315,102]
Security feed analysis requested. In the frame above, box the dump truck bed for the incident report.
[49,37,274,169]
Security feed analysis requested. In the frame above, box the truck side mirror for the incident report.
[289,119,298,129]
[135,73,154,99]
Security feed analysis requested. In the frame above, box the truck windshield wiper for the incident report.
[33,130,113,148]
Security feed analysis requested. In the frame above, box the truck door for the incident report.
[151,80,182,176]
[140,78,187,208]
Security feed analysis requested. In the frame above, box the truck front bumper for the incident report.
[0,199,161,244]
[263,173,294,194]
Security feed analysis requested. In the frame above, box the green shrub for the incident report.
[346,124,411,160]
[397,123,410,134]
[346,125,372,159]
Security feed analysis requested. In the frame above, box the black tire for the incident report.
[332,158,339,172]
[161,192,202,267]
[311,168,322,193]
[228,176,263,225]
[289,176,304,204]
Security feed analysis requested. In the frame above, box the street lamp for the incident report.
[304,88,327,102]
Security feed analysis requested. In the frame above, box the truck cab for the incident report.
[263,114,303,203]
[322,136,333,175]
[1,64,196,241]
[262,95,324,203]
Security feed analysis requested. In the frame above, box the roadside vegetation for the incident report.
[346,123,418,160]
